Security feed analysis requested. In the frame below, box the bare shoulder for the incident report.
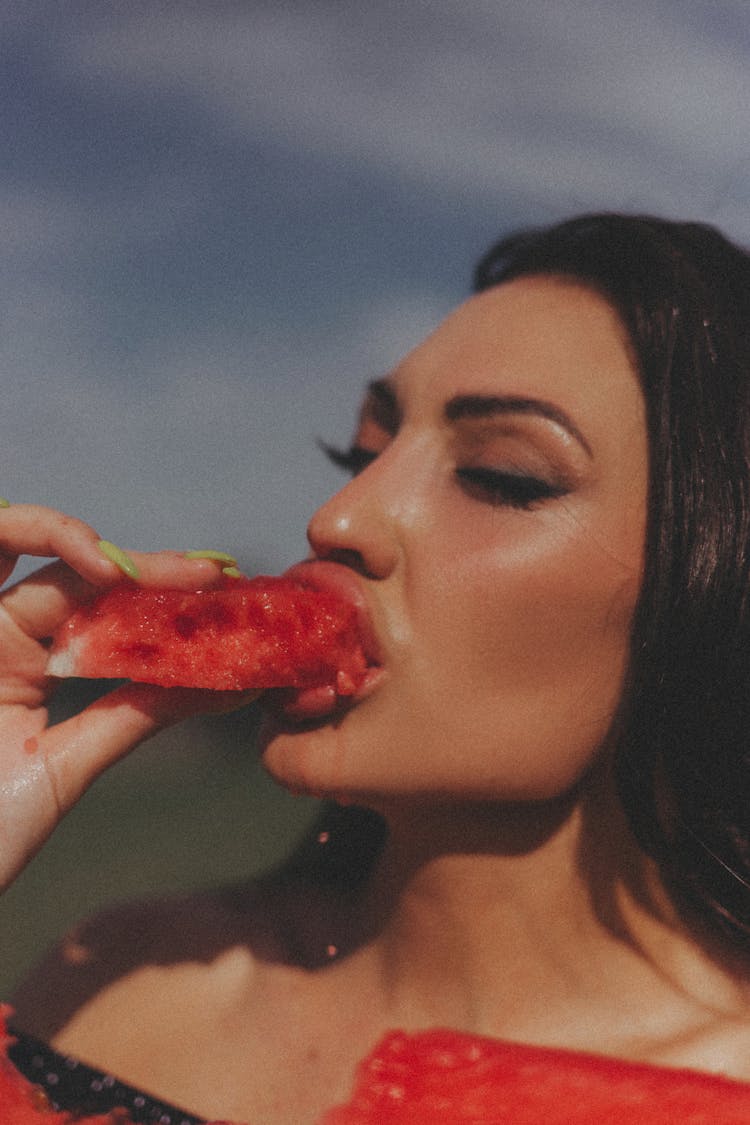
[10,879,383,1123]
[9,877,302,1044]
[692,1015,750,1083]
[653,1009,750,1084]
[10,869,361,1036]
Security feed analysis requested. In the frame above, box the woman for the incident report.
[2,213,750,1123]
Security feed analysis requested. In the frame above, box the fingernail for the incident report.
[97,540,140,579]
[184,549,238,566]
[221,566,242,578]
[0,497,10,508]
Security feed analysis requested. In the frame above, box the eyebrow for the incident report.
[367,379,592,459]
[366,378,398,409]
[445,394,593,458]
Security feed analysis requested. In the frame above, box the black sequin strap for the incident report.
[7,1026,206,1123]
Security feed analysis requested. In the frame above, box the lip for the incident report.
[283,559,383,670]
[264,560,386,724]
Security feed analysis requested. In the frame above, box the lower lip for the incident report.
[269,561,385,725]
[262,664,385,726]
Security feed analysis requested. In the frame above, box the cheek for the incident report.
[261,508,645,804]
[433,511,641,667]
[395,518,643,795]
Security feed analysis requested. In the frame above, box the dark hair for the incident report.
[475,213,750,941]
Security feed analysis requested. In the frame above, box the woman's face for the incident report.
[261,276,648,806]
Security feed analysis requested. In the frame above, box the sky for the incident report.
[1,0,750,992]
[3,0,750,573]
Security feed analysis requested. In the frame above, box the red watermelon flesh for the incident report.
[47,576,369,694]
[321,1028,750,1124]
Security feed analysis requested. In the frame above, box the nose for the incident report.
[306,463,400,579]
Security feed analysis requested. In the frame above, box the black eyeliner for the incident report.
[455,466,568,509]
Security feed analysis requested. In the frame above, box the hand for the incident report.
[0,504,250,891]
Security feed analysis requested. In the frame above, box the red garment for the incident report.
[323,1028,750,1124]
[4,1008,750,1124]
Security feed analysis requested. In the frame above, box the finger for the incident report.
[1,549,237,640]
[0,561,101,639]
[116,548,239,590]
[0,604,51,703]
[0,504,240,585]
[0,505,116,587]
[40,683,259,810]
[0,684,259,890]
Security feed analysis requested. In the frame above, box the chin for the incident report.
[259,711,355,800]
[258,692,606,810]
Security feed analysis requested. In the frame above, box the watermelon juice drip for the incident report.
[47,577,370,693]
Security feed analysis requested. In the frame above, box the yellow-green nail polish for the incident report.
[0,497,10,508]
[222,566,242,578]
[98,540,140,579]
[185,549,238,566]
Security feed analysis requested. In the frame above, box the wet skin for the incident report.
[261,276,648,807]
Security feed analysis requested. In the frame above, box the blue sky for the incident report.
[3,1,750,572]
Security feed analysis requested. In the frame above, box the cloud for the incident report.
[3,1,750,578]
[54,1,750,233]
[3,269,446,571]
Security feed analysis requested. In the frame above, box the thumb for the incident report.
[41,683,259,809]
[1,685,257,890]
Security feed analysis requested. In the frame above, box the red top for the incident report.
[5,1012,750,1124]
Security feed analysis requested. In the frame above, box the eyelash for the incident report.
[320,442,379,475]
[455,467,567,509]
[322,444,567,510]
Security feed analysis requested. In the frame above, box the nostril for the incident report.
[306,487,398,580]
[315,547,370,575]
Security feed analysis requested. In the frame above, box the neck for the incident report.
[354,765,747,1048]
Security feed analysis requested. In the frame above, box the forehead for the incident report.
[390,276,641,424]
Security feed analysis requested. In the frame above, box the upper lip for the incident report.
[283,559,382,667]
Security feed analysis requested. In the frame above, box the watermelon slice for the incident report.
[321,1028,750,1124]
[47,576,370,694]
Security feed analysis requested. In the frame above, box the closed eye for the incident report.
[455,467,568,509]
[321,442,568,510]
